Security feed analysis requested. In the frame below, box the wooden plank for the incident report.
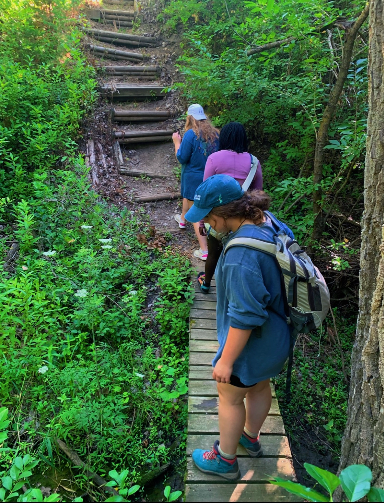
[188,397,280,415]
[188,381,276,398]
[100,84,165,97]
[189,367,214,379]
[190,308,217,320]
[189,352,214,365]
[193,292,217,302]
[193,300,217,309]
[187,457,293,482]
[186,434,291,457]
[190,319,217,330]
[188,414,285,435]
[185,483,296,502]
[190,329,217,341]
[190,340,219,353]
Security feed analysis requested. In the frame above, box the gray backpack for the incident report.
[224,212,330,397]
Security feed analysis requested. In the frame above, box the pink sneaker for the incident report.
[174,214,186,229]
[193,249,208,261]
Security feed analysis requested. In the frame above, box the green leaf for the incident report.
[0,432,7,443]
[304,463,340,496]
[0,408,8,424]
[2,476,13,491]
[169,491,182,502]
[128,485,140,496]
[13,481,25,492]
[340,465,372,502]
[368,487,384,502]
[270,479,329,502]
[14,457,24,470]
[0,489,5,501]
[164,486,171,499]
[43,494,61,502]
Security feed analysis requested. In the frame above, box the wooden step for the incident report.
[100,84,166,100]
[89,44,144,62]
[185,483,296,502]
[188,396,280,415]
[188,414,285,434]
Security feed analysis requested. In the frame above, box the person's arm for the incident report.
[172,132,181,157]
[212,327,252,383]
[175,129,194,164]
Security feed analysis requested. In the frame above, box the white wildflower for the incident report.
[101,245,112,249]
[38,366,49,374]
[129,290,138,296]
[99,238,112,243]
[42,250,56,256]
[74,289,88,298]
[135,373,144,378]
[81,225,93,229]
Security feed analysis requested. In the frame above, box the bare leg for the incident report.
[217,379,272,455]
[204,235,223,285]
[245,379,272,434]
[180,198,189,221]
[217,383,248,455]
[193,222,208,251]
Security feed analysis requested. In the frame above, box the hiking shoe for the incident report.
[193,249,208,261]
[174,214,186,229]
[192,440,240,480]
[239,432,263,457]
[197,272,210,293]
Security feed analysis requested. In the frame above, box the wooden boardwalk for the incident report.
[185,279,295,502]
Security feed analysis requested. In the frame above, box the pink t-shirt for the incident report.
[203,150,263,190]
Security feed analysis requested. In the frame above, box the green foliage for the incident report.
[271,463,384,502]
[164,485,182,502]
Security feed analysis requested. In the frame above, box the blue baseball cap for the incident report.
[185,175,244,223]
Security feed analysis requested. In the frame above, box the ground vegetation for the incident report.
[0,0,192,500]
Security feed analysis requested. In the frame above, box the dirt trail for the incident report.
[82,0,203,272]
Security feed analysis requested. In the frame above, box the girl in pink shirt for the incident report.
[198,122,263,293]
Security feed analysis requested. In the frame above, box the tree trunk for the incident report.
[311,4,369,244]
[337,0,384,490]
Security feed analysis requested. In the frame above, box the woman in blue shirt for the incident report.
[172,104,219,261]
[185,174,293,480]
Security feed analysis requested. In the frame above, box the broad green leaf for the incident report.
[108,470,120,484]
[164,486,171,499]
[10,465,20,480]
[2,476,13,491]
[14,457,24,470]
[128,485,140,496]
[0,407,8,423]
[0,489,5,501]
[13,481,25,492]
[43,494,61,502]
[270,479,329,502]
[304,463,340,496]
[0,432,7,443]
[368,487,384,502]
[105,496,125,502]
[340,465,372,502]
[169,491,182,502]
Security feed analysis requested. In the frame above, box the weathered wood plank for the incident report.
[189,367,214,379]
[189,352,214,365]
[190,318,217,330]
[185,483,296,502]
[190,340,219,353]
[100,84,166,98]
[187,457,293,482]
[193,300,217,309]
[188,397,280,415]
[190,308,217,320]
[188,414,285,434]
[188,380,277,398]
[190,329,217,341]
[193,292,217,302]
[186,434,291,457]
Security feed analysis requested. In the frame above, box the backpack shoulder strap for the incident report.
[242,155,259,191]
[224,236,277,257]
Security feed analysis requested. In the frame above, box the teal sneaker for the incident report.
[192,440,240,480]
[239,432,263,457]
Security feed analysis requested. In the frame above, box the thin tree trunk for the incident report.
[337,0,384,491]
[311,4,369,243]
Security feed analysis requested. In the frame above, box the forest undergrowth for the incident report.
[156,0,368,480]
[0,0,192,501]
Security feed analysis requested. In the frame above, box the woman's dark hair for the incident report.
[210,190,271,225]
[219,122,248,153]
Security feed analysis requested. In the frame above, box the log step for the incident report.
[112,108,170,122]
[101,84,166,100]
[89,44,144,62]
[98,20,133,27]
[114,129,173,139]
[134,193,181,202]
[85,29,157,48]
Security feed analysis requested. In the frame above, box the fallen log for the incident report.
[113,109,170,117]
[89,44,144,61]
[120,168,168,178]
[96,142,108,169]
[3,242,19,272]
[114,129,173,138]
[100,84,165,98]
[113,140,124,168]
[85,29,157,44]
[99,20,133,27]
[90,36,153,48]
[55,439,118,496]
[118,136,172,143]
[134,193,181,202]
[101,65,159,72]
[87,140,99,186]
[102,9,135,16]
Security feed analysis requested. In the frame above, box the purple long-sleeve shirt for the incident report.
[203,150,263,190]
